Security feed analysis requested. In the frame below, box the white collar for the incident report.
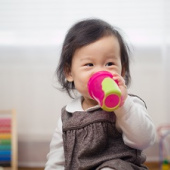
[65,96,101,113]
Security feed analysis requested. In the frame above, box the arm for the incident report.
[45,117,65,170]
[114,95,156,150]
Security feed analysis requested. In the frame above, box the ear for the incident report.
[64,67,74,82]
[65,73,74,82]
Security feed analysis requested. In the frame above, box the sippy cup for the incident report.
[88,71,121,112]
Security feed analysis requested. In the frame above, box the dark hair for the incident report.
[56,18,131,97]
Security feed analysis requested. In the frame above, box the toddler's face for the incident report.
[66,35,122,108]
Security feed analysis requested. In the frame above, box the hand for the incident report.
[112,73,128,107]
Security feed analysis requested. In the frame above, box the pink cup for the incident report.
[88,71,121,112]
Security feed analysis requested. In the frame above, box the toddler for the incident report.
[45,18,156,170]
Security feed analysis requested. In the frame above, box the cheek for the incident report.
[74,74,85,84]
[74,76,89,92]
[117,63,123,75]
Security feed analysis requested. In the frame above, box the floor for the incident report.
[145,162,160,170]
[19,162,160,170]
[2,162,161,170]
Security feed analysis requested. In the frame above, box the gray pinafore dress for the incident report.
[62,107,148,170]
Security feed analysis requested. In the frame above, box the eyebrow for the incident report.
[80,57,92,61]
[105,55,119,60]
[79,53,120,62]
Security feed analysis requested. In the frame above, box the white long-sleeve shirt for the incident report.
[45,95,156,170]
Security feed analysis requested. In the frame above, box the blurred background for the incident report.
[0,0,170,168]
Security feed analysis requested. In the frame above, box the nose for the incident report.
[93,66,108,75]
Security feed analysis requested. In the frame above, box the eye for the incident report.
[85,63,94,67]
[106,62,114,66]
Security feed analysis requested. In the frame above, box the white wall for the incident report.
[0,0,170,167]
[0,45,72,166]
